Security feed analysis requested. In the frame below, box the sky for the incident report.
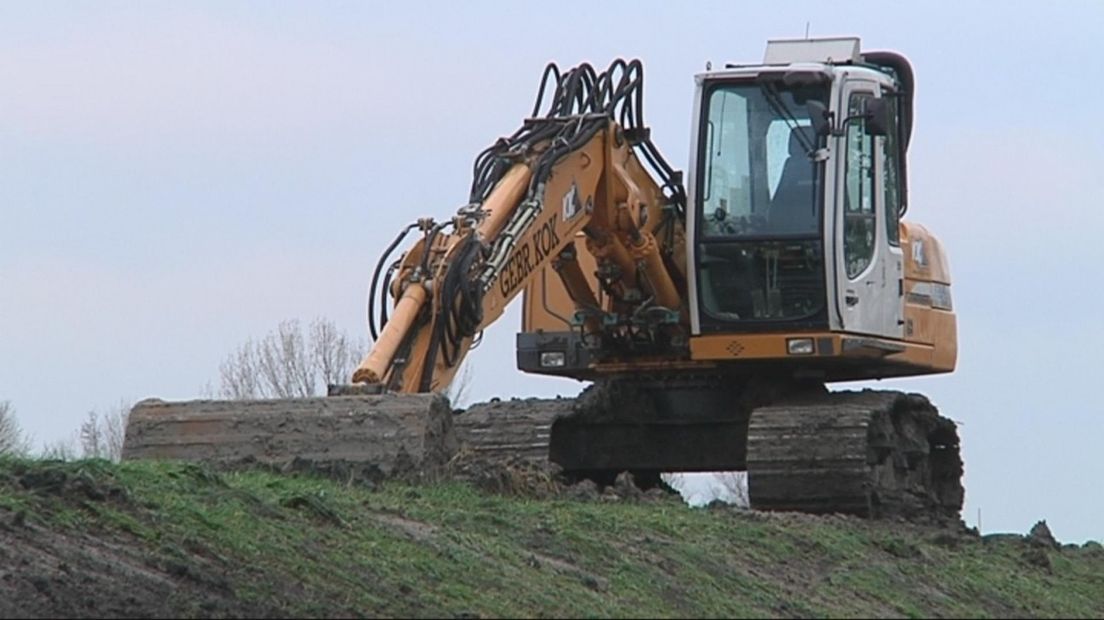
[1,1,1102,542]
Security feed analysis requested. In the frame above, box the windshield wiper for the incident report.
[759,82,815,154]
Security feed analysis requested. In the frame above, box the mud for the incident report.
[441,447,678,503]
[747,390,964,521]
[452,397,570,464]
[122,391,677,502]
[1028,520,1060,550]
[0,461,277,619]
[121,385,964,520]
[0,520,270,619]
[123,393,457,480]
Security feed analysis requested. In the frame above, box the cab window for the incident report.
[882,95,901,246]
[844,92,876,278]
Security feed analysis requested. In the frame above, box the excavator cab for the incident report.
[684,39,954,379]
[693,79,827,326]
[691,37,906,342]
[519,37,953,384]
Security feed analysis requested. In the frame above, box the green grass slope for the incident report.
[0,458,1100,618]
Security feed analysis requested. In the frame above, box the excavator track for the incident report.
[747,390,963,519]
[452,398,563,463]
[541,379,963,520]
[122,384,963,521]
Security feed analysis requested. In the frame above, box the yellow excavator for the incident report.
[125,37,963,519]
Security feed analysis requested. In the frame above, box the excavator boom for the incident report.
[354,59,688,396]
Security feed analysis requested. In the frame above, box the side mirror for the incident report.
[806,101,832,136]
[865,98,890,136]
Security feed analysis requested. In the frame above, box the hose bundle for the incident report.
[469,59,685,214]
[371,60,688,390]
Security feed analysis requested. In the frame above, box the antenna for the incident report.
[805,21,811,39]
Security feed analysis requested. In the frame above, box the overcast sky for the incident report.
[1,1,1101,542]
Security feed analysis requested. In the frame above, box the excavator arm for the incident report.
[353,60,687,394]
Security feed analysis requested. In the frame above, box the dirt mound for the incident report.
[5,459,129,504]
[444,449,564,498]
[1028,519,1060,549]
[3,458,1102,619]
[0,461,276,619]
[441,448,677,503]
[123,394,457,479]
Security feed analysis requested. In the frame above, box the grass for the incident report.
[1,456,1101,618]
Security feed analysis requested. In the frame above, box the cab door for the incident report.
[834,80,904,338]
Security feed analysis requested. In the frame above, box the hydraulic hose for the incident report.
[368,222,418,341]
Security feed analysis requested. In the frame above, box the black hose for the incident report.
[368,223,418,341]
[531,63,562,117]
[412,58,689,389]
[418,235,484,391]
[378,266,394,335]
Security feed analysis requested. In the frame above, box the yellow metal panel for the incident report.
[930,309,957,372]
[523,233,600,333]
[904,300,934,345]
[690,333,832,360]
[901,221,952,285]
[688,331,948,377]
[887,339,935,368]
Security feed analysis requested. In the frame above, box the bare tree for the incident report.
[42,438,79,461]
[79,401,130,462]
[218,317,368,399]
[256,320,313,398]
[714,471,750,508]
[662,471,749,508]
[0,400,32,456]
[219,343,262,400]
[310,318,363,389]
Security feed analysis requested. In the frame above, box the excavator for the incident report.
[125,37,964,519]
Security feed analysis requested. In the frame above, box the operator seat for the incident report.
[769,126,818,234]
